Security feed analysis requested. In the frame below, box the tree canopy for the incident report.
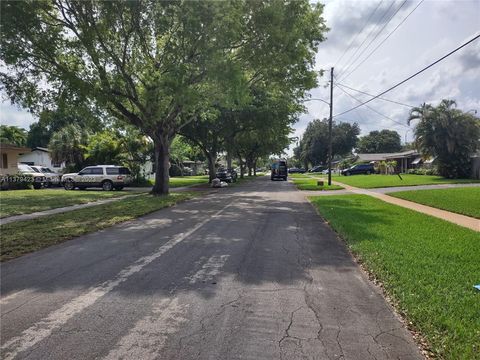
[408,99,480,178]
[356,129,402,154]
[0,125,28,146]
[295,119,359,168]
[1,0,327,194]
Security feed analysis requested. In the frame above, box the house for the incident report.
[0,143,31,175]
[18,147,65,172]
[356,150,420,173]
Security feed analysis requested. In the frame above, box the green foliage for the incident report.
[407,168,439,176]
[26,104,105,148]
[408,100,480,178]
[310,195,480,358]
[356,130,402,153]
[48,124,89,170]
[295,119,360,167]
[0,0,328,194]
[0,125,27,146]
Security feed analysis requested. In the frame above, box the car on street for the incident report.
[309,165,325,173]
[288,167,306,174]
[17,163,46,189]
[341,163,375,176]
[215,168,237,183]
[30,166,61,187]
[61,165,132,191]
[271,159,288,180]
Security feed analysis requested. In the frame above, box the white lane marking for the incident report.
[1,202,232,360]
[0,290,35,306]
[103,297,188,360]
[188,255,230,284]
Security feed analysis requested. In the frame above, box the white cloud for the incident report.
[0,102,36,130]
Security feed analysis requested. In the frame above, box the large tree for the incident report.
[356,129,402,153]
[296,119,359,167]
[1,0,327,194]
[408,99,480,178]
[0,125,28,146]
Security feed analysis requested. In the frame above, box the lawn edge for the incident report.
[305,195,435,359]
[0,191,205,263]
[387,189,480,220]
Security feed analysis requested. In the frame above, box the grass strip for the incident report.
[292,178,344,191]
[310,194,480,359]
[1,192,198,262]
[331,174,479,189]
[0,189,128,218]
[388,187,480,219]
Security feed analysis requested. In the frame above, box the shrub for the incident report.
[0,174,34,190]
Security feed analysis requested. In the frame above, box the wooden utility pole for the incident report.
[328,67,334,186]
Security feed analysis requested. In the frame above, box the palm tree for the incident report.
[0,125,28,146]
[49,124,88,169]
[408,100,480,178]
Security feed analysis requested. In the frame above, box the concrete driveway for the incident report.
[1,177,422,359]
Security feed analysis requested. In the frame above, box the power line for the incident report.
[336,82,414,108]
[341,0,424,81]
[334,0,384,68]
[336,1,396,79]
[335,83,409,128]
[333,33,480,118]
[338,0,409,81]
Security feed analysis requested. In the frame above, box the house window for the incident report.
[1,153,7,169]
[52,162,62,168]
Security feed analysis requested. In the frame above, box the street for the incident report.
[1,177,422,360]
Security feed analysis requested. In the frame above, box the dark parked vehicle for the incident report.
[288,167,306,174]
[341,163,375,176]
[271,159,288,181]
[216,168,237,183]
[309,165,325,173]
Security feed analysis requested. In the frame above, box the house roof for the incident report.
[356,150,419,162]
[32,147,50,152]
[0,143,31,152]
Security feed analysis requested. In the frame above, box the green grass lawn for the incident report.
[388,187,480,219]
[0,190,129,218]
[330,174,479,189]
[0,192,198,262]
[169,175,209,188]
[288,173,310,179]
[310,194,480,359]
[291,178,344,191]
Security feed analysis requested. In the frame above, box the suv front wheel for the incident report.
[102,180,113,191]
[64,180,75,190]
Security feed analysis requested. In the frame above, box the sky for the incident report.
[1,0,479,155]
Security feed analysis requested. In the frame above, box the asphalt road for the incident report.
[1,177,422,360]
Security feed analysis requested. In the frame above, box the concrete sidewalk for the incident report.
[307,175,479,232]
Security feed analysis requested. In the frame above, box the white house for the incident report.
[18,147,65,172]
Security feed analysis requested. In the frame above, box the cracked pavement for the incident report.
[1,177,422,359]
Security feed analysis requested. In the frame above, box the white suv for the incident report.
[62,165,132,191]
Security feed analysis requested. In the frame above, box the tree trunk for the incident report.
[253,159,257,176]
[226,152,232,169]
[207,153,216,183]
[238,155,245,178]
[152,135,170,196]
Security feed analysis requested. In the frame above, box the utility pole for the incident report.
[328,67,334,186]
